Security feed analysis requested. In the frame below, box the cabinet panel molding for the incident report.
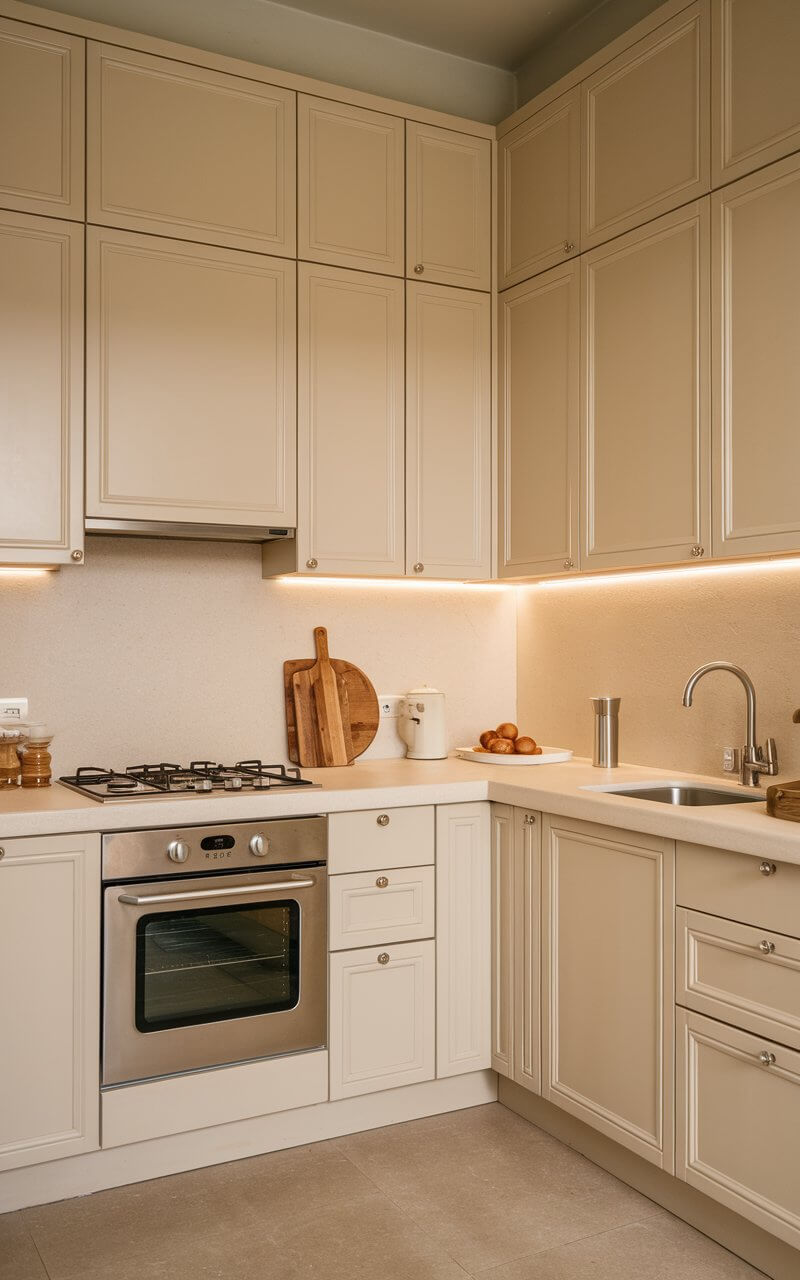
[0,210,83,563]
[406,122,491,290]
[582,4,709,249]
[86,226,296,526]
[406,282,491,579]
[513,809,541,1095]
[582,201,710,570]
[499,261,580,578]
[491,805,515,1078]
[298,95,404,275]
[0,16,84,220]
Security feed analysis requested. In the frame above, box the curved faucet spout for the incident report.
[682,662,757,754]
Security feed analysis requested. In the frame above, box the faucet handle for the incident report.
[765,737,778,771]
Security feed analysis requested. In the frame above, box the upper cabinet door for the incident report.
[582,202,710,572]
[499,261,580,579]
[0,17,84,220]
[581,5,709,250]
[298,96,404,275]
[712,154,800,559]
[86,227,296,527]
[713,0,800,186]
[406,282,491,580]
[0,211,83,565]
[87,43,296,256]
[406,123,491,290]
[498,89,580,290]
[297,263,404,576]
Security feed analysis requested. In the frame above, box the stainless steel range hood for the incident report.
[85,519,294,543]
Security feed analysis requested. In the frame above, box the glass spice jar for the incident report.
[0,727,22,786]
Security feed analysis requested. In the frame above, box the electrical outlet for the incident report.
[379,695,403,718]
[0,697,28,721]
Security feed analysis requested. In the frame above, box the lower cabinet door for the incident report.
[678,1008,800,1250]
[543,815,674,1170]
[513,809,541,1095]
[329,940,435,1099]
[0,834,100,1170]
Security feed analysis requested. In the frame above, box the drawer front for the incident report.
[676,841,800,939]
[329,866,435,950]
[678,908,800,1052]
[677,1008,800,1250]
[328,807,434,875]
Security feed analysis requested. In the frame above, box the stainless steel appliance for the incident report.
[102,815,327,1086]
[591,696,620,768]
[60,758,321,802]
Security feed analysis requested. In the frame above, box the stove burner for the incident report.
[59,758,318,801]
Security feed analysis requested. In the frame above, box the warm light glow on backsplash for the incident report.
[277,575,510,590]
[528,557,800,590]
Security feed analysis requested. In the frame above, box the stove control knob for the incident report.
[249,834,269,857]
[167,839,190,864]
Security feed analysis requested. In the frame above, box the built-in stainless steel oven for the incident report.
[102,816,327,1086]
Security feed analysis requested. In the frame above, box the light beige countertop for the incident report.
[2,755,800,862]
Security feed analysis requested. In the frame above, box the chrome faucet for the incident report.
[682,662,778,788]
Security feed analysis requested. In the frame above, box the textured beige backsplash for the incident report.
[0,537,517,776]
[517,565,800,782]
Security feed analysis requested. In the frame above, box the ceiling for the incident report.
[272,0,605,69]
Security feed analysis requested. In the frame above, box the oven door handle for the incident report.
[117,876,317,906]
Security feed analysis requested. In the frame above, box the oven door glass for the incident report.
[135,899,300,1031]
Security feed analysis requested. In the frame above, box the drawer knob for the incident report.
[377,952,390,965]
[376,814,390,827]
[759,860,777,876]
[305,558,318,570]
[759,1050,776,1066]
[376,875,389,888]
[758,939,776,954]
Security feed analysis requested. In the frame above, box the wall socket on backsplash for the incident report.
[362,694,405,760]
[379,695,403,718]
[0,697,28,721]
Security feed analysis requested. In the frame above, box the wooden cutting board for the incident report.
[284,627,379,766]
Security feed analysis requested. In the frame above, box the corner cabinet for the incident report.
[0,211,84,566]
[499,260,579,578]
[542,815,675,1171]
[0,834,100,1171]
[85,227,296,529]
[436,803,491,1078]
[406,283,491,579]
[490,805,541,1093]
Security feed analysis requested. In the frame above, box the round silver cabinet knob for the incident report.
[167,839,190,864]
[377,952,390,965]
[70,549,83,562]
[759,860,777,876]
[563,241,575,253]
[306,558,318,570]
[0,847,5,860]
[413,264,425,274]
[413,563,424,574]
[758,939,776,954]
[759,1050,776,1066]
[690,545,705,558]
[563,558,574,570]
[376,875,389,888]
[376,814,390,827]
[249,834,269,857]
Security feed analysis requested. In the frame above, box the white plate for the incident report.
[456,746,573,766]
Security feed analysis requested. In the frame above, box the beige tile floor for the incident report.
[1,1104,766,1280]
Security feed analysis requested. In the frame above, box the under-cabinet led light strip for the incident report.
[529,556,800,589]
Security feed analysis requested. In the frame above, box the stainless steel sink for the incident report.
[593,783,763,806]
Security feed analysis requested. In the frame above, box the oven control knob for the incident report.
[167,839,190,864]
[249,834,269,857]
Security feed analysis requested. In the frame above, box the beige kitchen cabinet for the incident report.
[327,806,435,875]
[543,815,674,1170]
[0,834,100,1171]
[711,153,800,559]
[491,804,515,1078]
[329,940,435,1099]
[677,1008,800,1250]
[406,122,491,290]
[581,4,709,250]
[436,803,491,1079]
[0,16,84,220]
[268,263,404,577]
[87,43,295,256]
[329,865,435,952]
[712,0,800,186]
[298,95,404,276]
[406,282,491,580]
[499,260,579,578]
[498,88,580,289]
[0,210,84,565]
[581,201,710,571]
[86,226,296,528]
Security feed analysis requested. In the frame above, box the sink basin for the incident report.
[590,783,763,806]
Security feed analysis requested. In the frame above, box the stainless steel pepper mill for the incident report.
[592,696,620,767]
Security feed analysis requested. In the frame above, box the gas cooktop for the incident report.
[58,760,321,802]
